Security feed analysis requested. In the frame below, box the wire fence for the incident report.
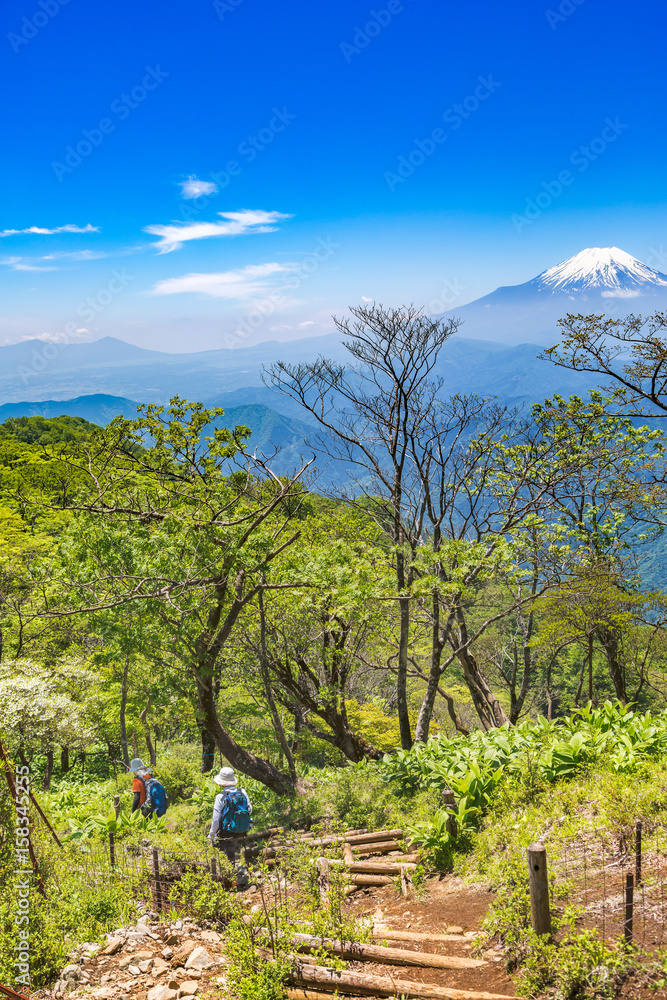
[547,818,667,950]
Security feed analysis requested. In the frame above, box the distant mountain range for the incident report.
[2,245,665,431]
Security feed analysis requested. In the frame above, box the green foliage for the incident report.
[170,868,236,923]
[0,415,97,446]
[387,702,667,869]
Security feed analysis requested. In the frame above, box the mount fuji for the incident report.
[444,247,667,343]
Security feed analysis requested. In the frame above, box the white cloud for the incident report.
[180,176,218,199]
[150,262,292,299]
[0,224,99,237]
[298,320,316,327]
[361,296,374,302]
[144,209,292,253]
[2,257,57,272]
[601,289,642,299]
[41,249,106,261]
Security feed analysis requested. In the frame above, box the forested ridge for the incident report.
[5,305,667,998]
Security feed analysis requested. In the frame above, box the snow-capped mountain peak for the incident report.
[534,246,667,294]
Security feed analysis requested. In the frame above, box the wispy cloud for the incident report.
[41,249,106,261]
[150,262,291,299]
[2,257,58,272]
[0,224,99,237]
[144,209,291,253]
[601,289,642,299]
[180,176,218,199]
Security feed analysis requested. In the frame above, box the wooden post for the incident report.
[113,794,121,820]
[635,821,642,888]
[526,841,551,937]
[624,873,634,946]
[152,846,162,912]
[109,831,116,868]
[210,857,217,882]
[342,842,355,866]
[442,788,458,839]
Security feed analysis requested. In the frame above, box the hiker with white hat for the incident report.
[129,758,152,814]
[208,766,253,884]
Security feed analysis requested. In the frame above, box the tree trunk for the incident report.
[453,608,507,729]
[42,749,54,790]
[200,726,216,774]
[194,663,295,795]
[140,700,157,768]
[599,627,626,703]
[414,593,446,743]
[396,552,412,750]
[60,746,70,774]
[259,591,298,784]
[119,656,130,769]
[588,633,594,704]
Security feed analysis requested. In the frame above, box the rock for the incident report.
[162,948,174,960]
[178,983,199,997]
[147,987,178,1000]
[200,930,221,945]
[152,958,169,973]
[184,971,200,981]
[184,947,214,971]
[164,935,179,946]
[138,960,153,973]
[102,938,124,956]
[447,924,464,934]
[62,966,81,981]
[171,941,198,966]
[128,966,141,977]
[167,981,180,991]
[65,982,78,994]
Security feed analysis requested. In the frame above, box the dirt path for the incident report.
[342,875,518,998]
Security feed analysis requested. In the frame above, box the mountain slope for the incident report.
[444,246,667,343]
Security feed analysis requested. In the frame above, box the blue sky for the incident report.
[1,0,666,351]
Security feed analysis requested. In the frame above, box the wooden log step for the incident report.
[349,874,394,886]
[373,928,468,944]
[290,934,485,971]
[326,858,418,874]
[309,829,402,849]
[287,991,345,1000]
[292,962,519,1000]
[354,840,402,856]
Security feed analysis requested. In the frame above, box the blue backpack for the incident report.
[218,788,252,835]
[142,776,168,818]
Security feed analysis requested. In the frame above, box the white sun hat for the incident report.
[213,766,238,787]
[129,758,146,773]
